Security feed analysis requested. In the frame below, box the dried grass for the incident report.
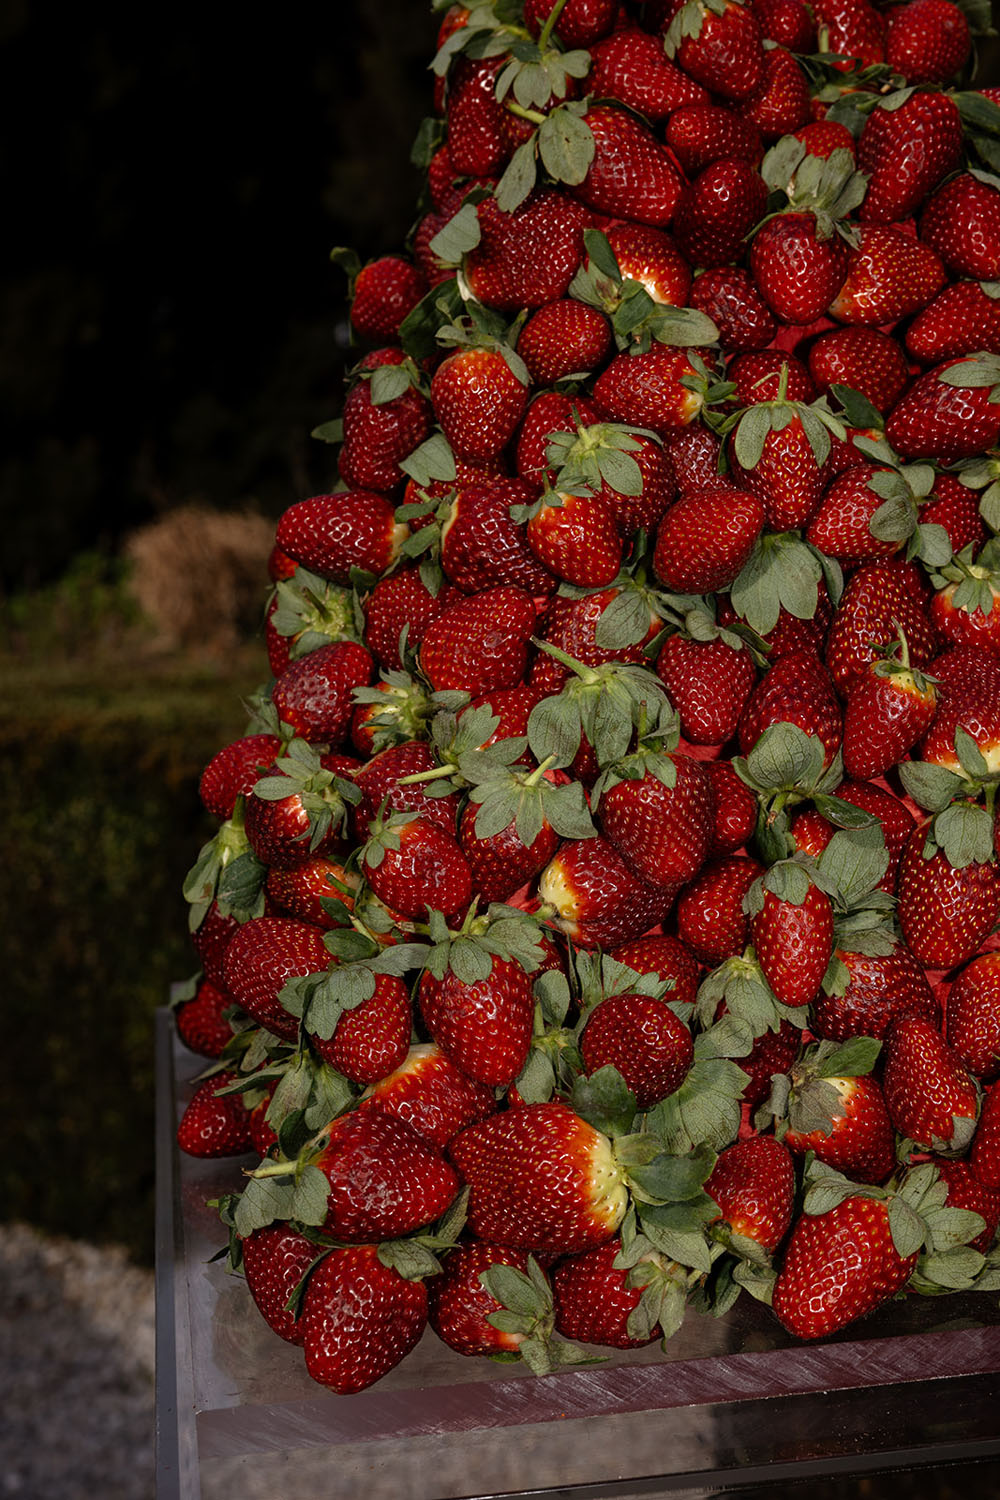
[124,504,274,651]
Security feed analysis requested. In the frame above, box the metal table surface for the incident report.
[155,1008,1000,1499]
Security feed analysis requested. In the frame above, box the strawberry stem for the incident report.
[537,0,571,50]
[396,763,457,785]
[524,754,557,787]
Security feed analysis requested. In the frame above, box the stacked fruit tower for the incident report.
[174,0,1000,1396]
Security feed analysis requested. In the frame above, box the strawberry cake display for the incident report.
[172,0,1000,1397]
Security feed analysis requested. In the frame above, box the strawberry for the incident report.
[445,56,511,177]
[828,225,947,326]
[705,1135,795,1252]
[313,1107,459,1241]
[705,758,759,856]
[906,281,1000,364]
[946,952,1000,1081]
[593,343,708,437]
[605,222,692,308]
[449,1100,628,1255]
[351,741,460,841]
[222,917,329,1042]
[516,299,612,385]
[673,158,769,270]
[271,640,373,745]
[930,561,1000,661]
[753,0,816,50]
[743,44,810,138]
[190,900,241,989]
[918,645,1000,774]
[772,1195,917,1339]
[552,1237,669,1349]
[570,106,684,227]
[739,1019,803,1107]
[302,1244,428,1394]
[726,349,815,405]
[886,355,1000,464]
[176,1069,254,1158]
[419,954,537,1088]
[531,585,660,694]
[237,1224,319,1351]
[806,326,910,414]
[309,973,412,1085]
[275,491,408,582]
[598,747,715,891]
[751,212,848,329]
[688,267,776,352]
[885,0,971,84]
[824,561,938,696]
[430,345,529,464]
[265,856,357,930]
[749,865,834,1009]
[522,0,618,46]
[919,473,988,557]
[174,977,235,1058]
[526,488,623,588]
[675,855,764,967]
[419,585,537,695]
[464,191,593,311]
[363,815,473,922]
[662,422,724,496]
[727,395,836,533]
[363,567,460,673]
[857,91,963,226]
[811,940,937,1044]
[738,650,843,768]
[920,172,1000,282]
[428,1240,536,1357]
[458,797,559,905]
[664,103,763,177]
[199,734,283,822]
[661,0,767,101]
[244,748,355,870]
[882,1013,980,1151]
[580,992,694,1108]
[841,640,938,781]
[359,1041,496,1149]
[897,819,1000,971]
[585,25,710,120]
[608,933,701,1008]
[779,1062,897,1185]
[934,1158,1000,1252]
[441,479,558,595]
[538,835,678,949]
[970,1080,1000,1189]
[339,349,433,493]
[804,465,905,570]
[515,390,602,490]
[656,633,757,746]
[349,255,428,344]
[653,485,765,595]
[811,0,885,69]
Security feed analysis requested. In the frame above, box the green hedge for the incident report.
[0,656,259,1263]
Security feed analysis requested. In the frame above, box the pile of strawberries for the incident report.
[174,0,1000,1396]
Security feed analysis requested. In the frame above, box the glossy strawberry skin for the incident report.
[552,1237,659,1349]
[886,0,970,83]
[689,266,776,351]
[538,835,678,949]
[882,1013,980,1150]
[351,741,460,842]
[935,1158,1000,1252]
[970,1080,1000,1190]
[363,816,473,922]
[664,0,767,100]
[176,1070,254,1158]
[199,735,283,822]
[458,800,559,905]
[580,992,694,1109]
[593,343,705,438]
[673,158,769,270]
[705,1135,796,1252]
[586,26,710,121]
[449,1101,628,1256]
[772,1196,918,1340]
[657,635,757,747]
[275,491,407,582]
[464,191,593,311]
[419,955,536,1088]
[419,586,537,696]
[856,92,963,226]
[428,1240,533,1356]
[886,358,1000,465]
[675,855,764,967]
[315,1109,459,1242]
[516,299,612,385]
[828,226,947,326]
[806,326,910,414]
[302,1245,428,1394]
[599,754,715,892]
[784,1074,897,1185]
[526,489,623,589]
[174,977,235,1059]
[946,952,1000,1081]
[350,255,427,343]
[442,479,558,596]
[608,933,701,1009]
[309,974,412,1085]
[222,917,329,1042]
[431,348,528,464]
[750,213,847,326]
[653,486,765,595]
[824,563,938,697]
[738,651,843,769]
[810,942,937,1044]
[665,103,763,177]
[363,567,461,672]
[241,1224,318,1346]
[271,641,373,746]
[907,281,1000,364]
[570,106,684,227]
[897,821,1000,972]
[358,1042,497,1149]
[339,351,433,493]
[751,880,834,1010]
[841,661,937,781]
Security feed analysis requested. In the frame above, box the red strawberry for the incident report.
[271,640,373,745]
[516,300,612,385]
[349,254,427,344]
[970,1079,1000,1189]
[363,567,460,673]
[661,0,766,100]
[605,222,692,307]
[675,855,764,967]
[828,225,947,326]
[727,349,816,405]
[191,900,240,989]
[526,488,623,588]
[449,1101,628,1255]
[445,55,511,176]
[792,119,856,160]
[599,750,715,891]
[174,977,235,1058]
[523,0,618,46]
[806,326,910,414]
[266,856,357,929]
[440,479,557,595]
[359,1041,497,1149]
[919,646,1000,772]
[857,91,962,225]
[689,267,776,351]
[585,26,710,121]
[314,1108,459,1241]
[841,642,938,781]
[673,158,769,270]
[772,1195,917,1339]
[363,815,473,922]
[657,634,757,746]
[739,1019,803,1107]
[464,191,593,311]
[309,973,411,1085]
[705,1135,795,1252]
[811,941,937,1043]
[751,213,848,328]
[538,835,678,949]
[738,650,843,768]
[240,1224,317,1346]
[222,917,329,1042]
[906,281,1000,364]
[339,349,433,492]
[897,820,1000,971]
[919,473,989,557]
[753,0,816,50]
[553,1236,668,1349]
[750,868,834,1009]
[946,952,1000,1081]
[580,992,694,1108]
[302,1244,427,1394]
[886,355,1000,464]
[458,798,559,905]
[705,758,759,856]
[431,345,528,464]
[653,485,765,595]
[608,933,701,1008]
[886,0,971,84]
[743,44,810,138]
[811,0,885,69]
[419,954,536,1088]
[824,562,938,696]
[592,343,707,437]
[805,465,904,569]
[275,491,408,582]
[428,1240,536,1357]
[352,741,460,841]
[176,1070,254,1158]
[199,734,283,822]
[665,103,763,177]
[882,1013,980,1151]
[782,1069,897,1185]
[570,106,684,226]
[419,585,537,695]
[934,1158,1000,1252]
[921,173,1000,282]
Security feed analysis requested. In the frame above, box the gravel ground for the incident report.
[0,1222,155,1500]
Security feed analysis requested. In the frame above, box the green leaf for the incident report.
[494,138,539,213]
[428,202,482,264]
[897,759,964,812]
[816,823,889,905]
[593,590,654,650]
[933,801,995,868]
[233,1173,296,1237]
[290,1164,331,1227]
[538,106,595,186]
